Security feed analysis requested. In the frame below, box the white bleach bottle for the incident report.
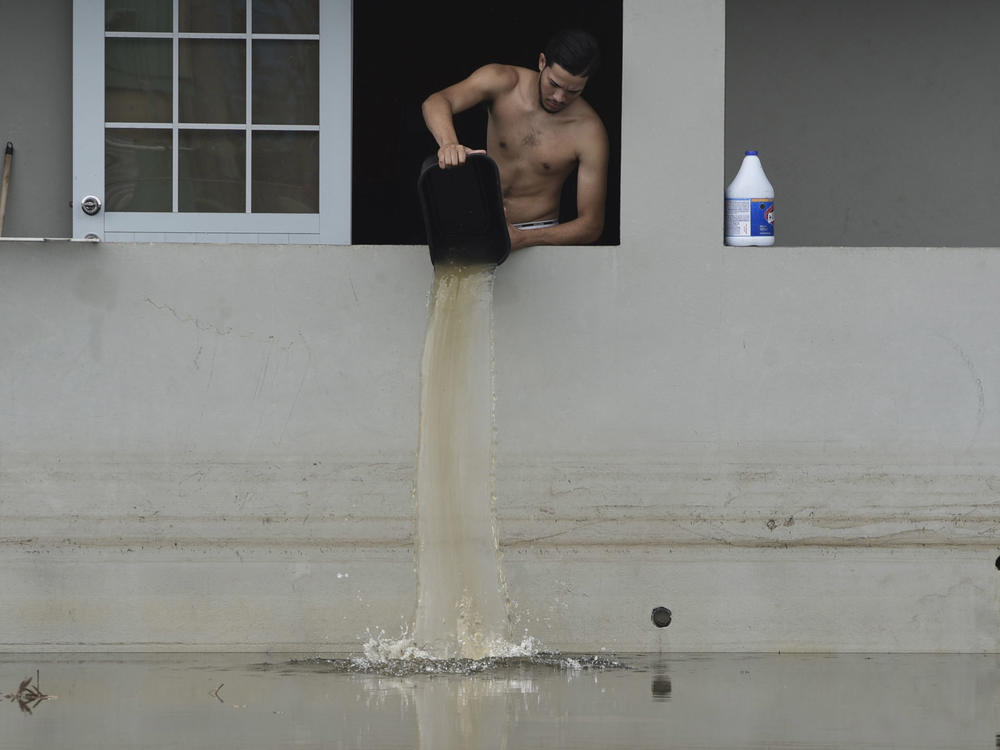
[725,150,774,246]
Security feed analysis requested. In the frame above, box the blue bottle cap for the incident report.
[745,150,758,155]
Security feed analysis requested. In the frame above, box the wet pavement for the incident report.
[1,651,996,748]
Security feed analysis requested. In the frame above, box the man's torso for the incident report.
[485,66,597,224]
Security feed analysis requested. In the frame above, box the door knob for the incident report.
[81,195,102,216]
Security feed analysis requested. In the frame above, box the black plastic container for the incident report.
[417,152,510,266]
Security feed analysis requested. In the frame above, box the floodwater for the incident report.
[1,651,996,749]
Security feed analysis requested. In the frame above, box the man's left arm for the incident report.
[508,121,609,250]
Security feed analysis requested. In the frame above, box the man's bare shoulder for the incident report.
[569,99,609,149]
[468,63,524,96]
[572,97,606,127]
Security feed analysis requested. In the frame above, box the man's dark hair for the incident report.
[543,29,601,78]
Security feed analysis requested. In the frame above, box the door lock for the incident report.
[81,195,102,216]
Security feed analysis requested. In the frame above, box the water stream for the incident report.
[411,262,511,659]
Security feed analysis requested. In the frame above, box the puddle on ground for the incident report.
[0,652,996,749]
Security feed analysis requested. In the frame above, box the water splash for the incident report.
[281,627,625,677]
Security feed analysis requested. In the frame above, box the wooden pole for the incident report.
[0,142,13,237]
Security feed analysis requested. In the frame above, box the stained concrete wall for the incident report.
[0,0,997,652]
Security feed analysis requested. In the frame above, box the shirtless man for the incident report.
[421,30,609,251]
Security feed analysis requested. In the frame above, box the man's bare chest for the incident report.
[487,106,577,174]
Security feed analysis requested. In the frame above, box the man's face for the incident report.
[537,54,588,114]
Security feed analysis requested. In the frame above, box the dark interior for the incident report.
[352,1,623,245]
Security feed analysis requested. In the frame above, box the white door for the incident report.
[72,0,351,243]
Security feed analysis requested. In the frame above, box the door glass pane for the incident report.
[106,0,172,32]
[179,0,246,33]
[252,131,318,213]
[106,38,173,122]
[252,0,318,34]
[179,131,246,212]
[106,128,172,211]
[179,40,246,123]
[252,40,319,125]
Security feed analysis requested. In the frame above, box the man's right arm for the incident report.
[422,64,518,169]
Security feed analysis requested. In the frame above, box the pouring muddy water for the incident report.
[410,153,514,658]
[412,261,510,658]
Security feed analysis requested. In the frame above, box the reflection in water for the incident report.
[650,661,672,703]
[288,652,623,750]
[0,653,997,749]
[2,673,54,715]
[415,675,511,750]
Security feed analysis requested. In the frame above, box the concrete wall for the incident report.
[0,0,997,652]
[726,0,1000,247]
[0,1,73,238]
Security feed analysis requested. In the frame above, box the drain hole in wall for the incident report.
[995,555,1000,571]
[651,607,672,628]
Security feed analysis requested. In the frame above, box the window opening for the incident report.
[351,0,622,246]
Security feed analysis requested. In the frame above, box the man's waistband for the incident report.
[513,218,560,231]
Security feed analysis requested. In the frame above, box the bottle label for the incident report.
[726,198,774,238]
